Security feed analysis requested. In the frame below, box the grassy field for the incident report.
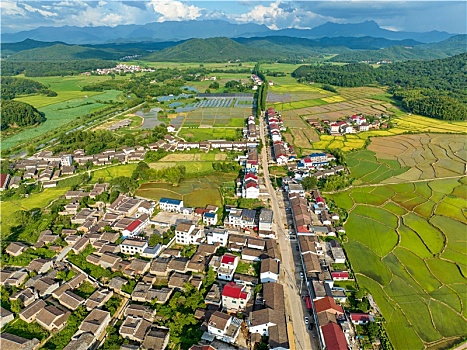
[328,176,467,349]
[136,173,237,208]
[3,90,123,150]
[90,163,138,182]
[0,187,69,238]
[179,127,240,142]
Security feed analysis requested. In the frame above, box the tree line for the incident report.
[1,59,116,77]
[291,53,467,120]
[1,77,57,99]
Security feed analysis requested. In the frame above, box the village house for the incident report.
[74,309,111,341]
[205,227,229,246]
[36,305,70,331]
[221,282,251,312]
[175,221,204,245]
[142,327,170,350]
[207,311,242,344]
[217,254,239,281]
[0,333,40,350]
[260,258,280,283]
[159,198,184,212]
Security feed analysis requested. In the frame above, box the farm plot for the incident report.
[368,134,467,182]
[179,128,241,142]
[181,106,249,129]
[328,176,467,350]
[136,173,237,208]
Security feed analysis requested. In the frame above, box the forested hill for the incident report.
[145,37,274,62]
[1,77,57,99]
[1,100,46,130]
[5,43,122,61]
[329,34,467,63]
[292,53,467,121]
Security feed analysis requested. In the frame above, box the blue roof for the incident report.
[160,197,182,205]
[204,212,216,218]
[310,153,326,157]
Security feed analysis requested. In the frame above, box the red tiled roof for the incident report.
[124,219,142,233]
[331,271,349,279]
[296,225,310,233]
[0,174,9,188]
[222,282,248,299]
[221,254,236,265]
[245,173,258,180]
[350,313,371,322]
[315,197,325,203]
[321,323,348,350]
[314,296,344,314]
[246,182,258,189]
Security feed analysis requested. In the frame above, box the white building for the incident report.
[260,258,280,283]
[175,222,204,245]
[259,209,273,231]
[207,311,242,344]
[217,254,239,281]
[60,155,73,167]
[206,227,229,246]
[159,198,183,212]
[203,212,218,226]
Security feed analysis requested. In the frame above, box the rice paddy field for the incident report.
[135,173,237,208]
[329,177,467,350]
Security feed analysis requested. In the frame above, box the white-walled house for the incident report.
[159,198,183,212]
[217,254,239,281]
[207,311,242,344]
[221,282,250,312]
[175,222,203,245]
[260,258,280,283]
[206,227,229,246]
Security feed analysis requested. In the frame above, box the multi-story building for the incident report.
[217,254,239,281]
[159,198,184,212]
[175,222,203,245]
[221,282,251,312]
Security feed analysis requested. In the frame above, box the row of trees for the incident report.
[1,77,57,99]
[2,59,116,76]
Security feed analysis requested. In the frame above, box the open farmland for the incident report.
[3,90,122,150]
[328,176,467,350]
[136,173,237,208]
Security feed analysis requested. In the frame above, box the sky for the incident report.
[1,1,466,34]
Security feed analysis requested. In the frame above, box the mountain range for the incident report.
[4,35,466,63]
[1,20,456,44]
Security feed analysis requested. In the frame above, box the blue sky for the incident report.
[1,1,466,33]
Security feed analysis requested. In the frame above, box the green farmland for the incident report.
[328,175,467,350]
[3,90,122,150]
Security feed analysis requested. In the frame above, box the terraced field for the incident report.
[328,154,467,349]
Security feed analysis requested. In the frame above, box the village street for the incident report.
[258,115,316,350]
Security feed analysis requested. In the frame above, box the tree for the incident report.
[208,81,219,89]
[10,299,22,314]
[302,176,317,190]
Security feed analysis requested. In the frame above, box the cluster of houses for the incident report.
[1,181,289,350]
[250,74,274,90]
[266,108,296,165]
[3,147,147,190]
[243,115,258,142]
[286,152,346,181]
[82,64,155,76]
[307,114,388,135]
[148,136,258,153]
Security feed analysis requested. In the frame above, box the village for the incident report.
[1,104,381,350]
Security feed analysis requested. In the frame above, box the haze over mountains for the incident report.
[1,20,457,44]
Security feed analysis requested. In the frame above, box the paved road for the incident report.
[258,116,314,350]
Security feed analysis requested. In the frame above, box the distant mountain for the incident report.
[1,19,456,44]
[1,20,270,44]
[144,37,275,62]
[271,20,454,43]
[1,39,66,56]
[6,44,122,61]
[330,34,467,62]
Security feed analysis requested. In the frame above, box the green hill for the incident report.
[330,35,467,63]
[6,43,121,61]
[145,37,276,62]
[1,100,46,130]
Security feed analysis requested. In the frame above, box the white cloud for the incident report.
[0,1,26,16]
[147,0,204,22]
[23,3,58,17]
